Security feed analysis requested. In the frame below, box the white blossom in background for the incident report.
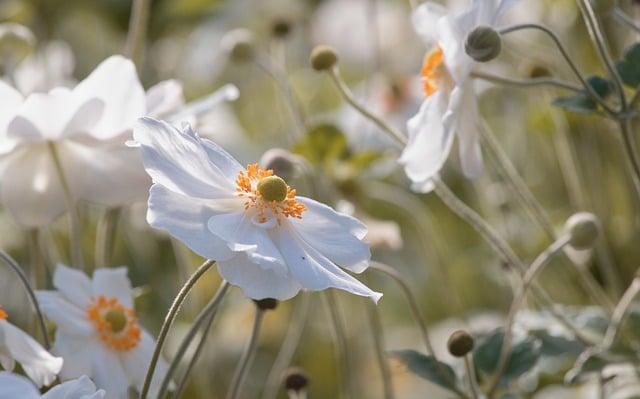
[35,265,170,399]
[399,0,516,192]
[0,372,105,399]
[0,306,62,387]
[134,117,382,302]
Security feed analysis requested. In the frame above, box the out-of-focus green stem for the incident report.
[471,71,583,92]
[323,290,352,399]
[602,273,640,348]
[124,0,151,67]
[226,306,266,399]
[619,118,640,201]
[95,207,120,268]
[365,298,394,399]
[613,7,640,34]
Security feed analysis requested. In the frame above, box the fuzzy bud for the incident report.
[221,29,254,63]
[253,298,278,310]
[465,25,501,62]
[565,212,600,250]
[272,18,292,38]
[283,367,309,392]
[0,23,35,65]
[447,330,474,357]
[310,45,338,71]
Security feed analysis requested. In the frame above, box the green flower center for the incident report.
[257,175,288,202]
[104,309,128,333]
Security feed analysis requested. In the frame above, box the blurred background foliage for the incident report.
[2,0,640,397]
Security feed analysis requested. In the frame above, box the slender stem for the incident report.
[618,118,640,201]
[226,306,266,399]
[613,7,640,34]
[95,208,121,268]
[327,66,407,146]
[486,234,571,397]
[138,259,217,399]
[0,251,50,348]
[323,290,352,399]
[498,23,616,115]
[26,229,46,290]
[368,261,469,399]
[365,298,394,399]
[602,274,640,348]
[261,294,311,399]
[470,71,583,92]
[159,281,231,399]
[124,0,151,67]
[463,355,480,399]
[47,142,83,270]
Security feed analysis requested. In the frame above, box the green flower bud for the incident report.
[221,29,254,63]
[565,212,600,250]
[464,25,501,62]
[0,23,35,65]
[447,329,474,357]
[310,45,338,71]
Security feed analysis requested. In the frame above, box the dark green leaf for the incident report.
[585,75,613,98]
[292,124,349,164]
[615,43,640,87]
[552,94,597,114]
[388,349,457,391]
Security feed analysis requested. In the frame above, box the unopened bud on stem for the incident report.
[221,29,255,63]
[283,367,309,392]
[253,298,278,310]
[448,330,474,357]
[565,212,600,250]
[465,25,501,62]
[310,45,338,71]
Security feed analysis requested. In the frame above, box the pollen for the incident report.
[87,295,141,351]
[421,46,445,97]
[236,163,307,224]
[0,306,7,320]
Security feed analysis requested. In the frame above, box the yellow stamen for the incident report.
[421,46,445,97]
[0,306,7,320]
[235,163,307,224]
[87,295,141,351]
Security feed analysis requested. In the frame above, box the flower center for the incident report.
[236,163,307,224]
[421,46,445,97]
[0,306,6,320]
[86,295,141,351]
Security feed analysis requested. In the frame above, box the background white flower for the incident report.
[35,264,169,399]
[134,117,382,302]
[0,306,62,387]
[0,372,105,399]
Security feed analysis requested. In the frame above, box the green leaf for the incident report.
[388,349,457,391]
[473,328,541,386]
[616,43,640,87]
[586,75,613,98]
[292,124,349,164]
[552,95,597,114]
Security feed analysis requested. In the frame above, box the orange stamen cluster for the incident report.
[0,306,7,320]
[235,163,307,224]
[421,46,444,97]
[87,295,141,351]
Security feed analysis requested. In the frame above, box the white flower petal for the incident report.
[146,79,184,117]
[0,372,40,399]
[0,320,62,387]
[42,375,105,399]
[147,184,236,261]
[452,85,483,179]
[289,198,370,273]
[53,264,92,307]
[35,292,94,337]
[92,267,133,309]
[54,334,96,381]
[59,98,104,140]
[411,2,448,44]
[90,345,128,399]
[9,89,76,141]
[218,254,302,300]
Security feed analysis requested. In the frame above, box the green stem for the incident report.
[613,7,640,34]
[365,298,394,399]
[226,306,266,399]
[618,118,640,201]
[470,71,583,92]
[95,208,120,268]
[463,355,480,399]
[486,234,571,397]
[323,290,352,399]
[0,251,50,348]
[602,274,640,349]
[124,0,151,67]
[138,259,216,399]
[47,142,83,270]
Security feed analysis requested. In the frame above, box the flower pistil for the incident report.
[87,295,141,351]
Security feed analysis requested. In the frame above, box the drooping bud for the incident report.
[447,329,475,357]
[272,18,292,38]
[464,25,501,62]
[0,23,35,65]
[253,298,278,311]
[283,367,309,392]
[565,212,600,250]
[257,176,288,202]
[310,45,338,71]
[221,28,255,63]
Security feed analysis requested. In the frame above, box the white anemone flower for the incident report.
[0,306,62,387]
[35,265,170,399]
[0,372,105,399]
[399,0,515,192]
[133,117,382,302]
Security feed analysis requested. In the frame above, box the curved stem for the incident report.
[613,7,640,34]
[471,71,583,92]
[485,234,571,397]
[95,208,121,269]
[138,259,217,399]
[124,0,151,67]
[322,290,352,399]
[47,142,83,270]
[327,66,407,146]
[498,23,616,115]
[0,251,50,348]
[226,306,266,399]
[159,281,231,399]
[602,274,640,349]
[365,298,394,399]
[261,293,311,399]
[619,118,640,201]
[463,355,480,399]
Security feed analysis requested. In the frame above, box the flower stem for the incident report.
[47,142,83,271]
[124,0,151,67]
[94,207,120,268]
[226,305,266,399]
[138,259,217,399]
[158,280,230,399]
[485,234,571,397]
[618,118,640,201]
[322,290,353,399]
[463,355,480,399]
[0,251,50,348]
[602,273,640,349]
[470,71,583,92]
[365,298,394,399]
[613,6,640,34]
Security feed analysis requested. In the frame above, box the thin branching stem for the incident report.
[471,71,583,92]
[602,274,640,349]
[365,298,394,399]
[463,355,480,399]
[613,7,640,34]
[619,118,640,200]
[124,0,151,67]
[323,290,353,399]
[226,306,266,399]
[95,207,120,268]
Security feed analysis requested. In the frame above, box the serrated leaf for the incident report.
[292,124,349,164]
[388,349,457,391]
[552,94,597,114]
[473,328,541,386]
[616,43,640,87]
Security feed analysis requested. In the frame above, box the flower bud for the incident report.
[310,45,338,71]
[272,18,292,38]
[565,212,600,250]
[283,367,309,392]
[260,148,297,182]
[221,29,254,63]
[447,330,474,357]
[253,298,278,310]
[464,25,501,62]
[0,23,35,65]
